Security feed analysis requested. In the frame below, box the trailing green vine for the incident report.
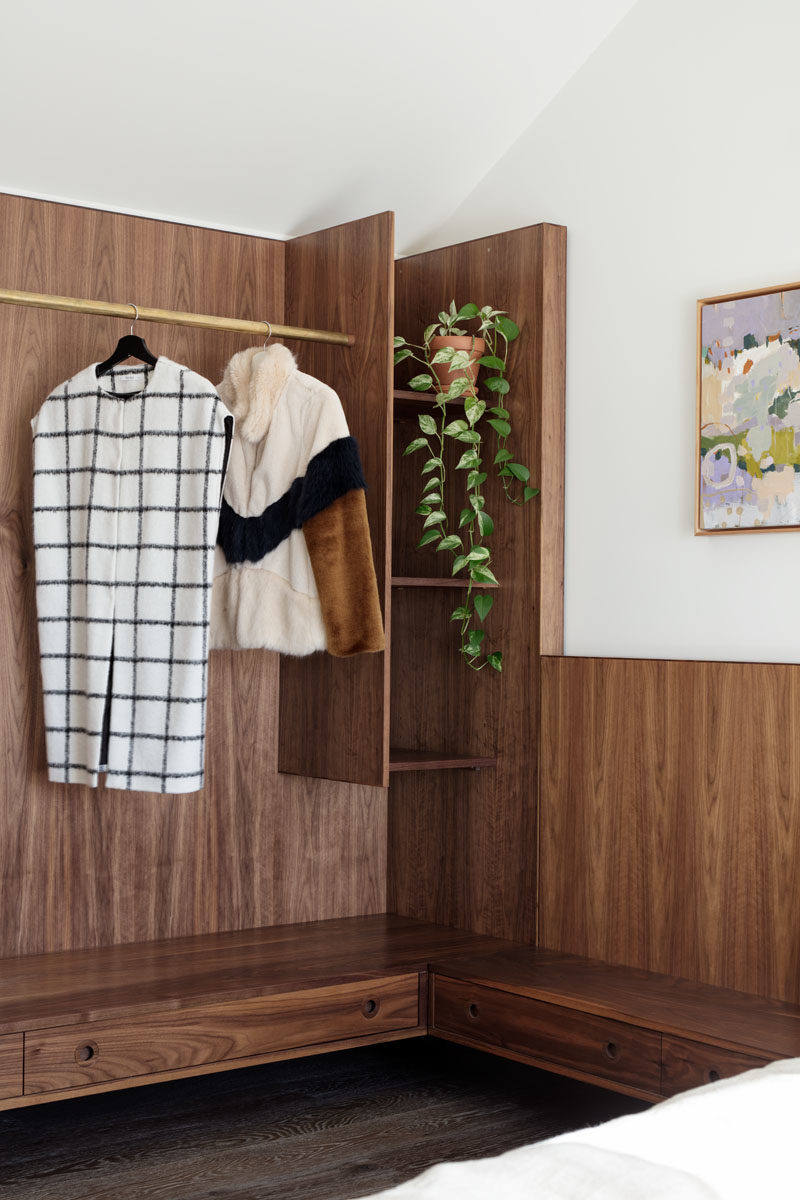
[395,302,538,672]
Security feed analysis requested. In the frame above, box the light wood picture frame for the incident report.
[697,280,800,533]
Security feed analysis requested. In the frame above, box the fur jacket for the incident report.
[211,344,385,657]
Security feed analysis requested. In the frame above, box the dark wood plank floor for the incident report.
[0,1041,646,1199]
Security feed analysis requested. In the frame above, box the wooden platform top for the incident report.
[0,916,510,1034]
[431,946,800,1060]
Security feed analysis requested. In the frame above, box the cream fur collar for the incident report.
[217,343,297,443]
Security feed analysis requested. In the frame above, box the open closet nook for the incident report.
[1,193,799,1118]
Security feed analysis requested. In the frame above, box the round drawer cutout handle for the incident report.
[362,997,380,1019]
[467,1002,480,1021]
[706,1068,721,1083]
[75,1040,99,1064]
[602,1041,619,1061]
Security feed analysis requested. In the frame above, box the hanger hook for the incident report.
[129,303,139,336]
[262,320,272,350]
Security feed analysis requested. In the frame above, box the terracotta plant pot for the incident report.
[430,335,485,396]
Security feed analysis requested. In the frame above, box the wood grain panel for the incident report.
[24,974,419,1094]
[432,976,661,1095]
[279,214,394,787]
[539,656,800,1003]
[0,193,386,955]
[660,1034,769,1096]
[0,1033,22,1099]
[388,225,566,942]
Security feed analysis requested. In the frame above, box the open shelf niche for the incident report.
[388,224,566,942]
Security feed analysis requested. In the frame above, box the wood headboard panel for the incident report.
[539,655,800,1003]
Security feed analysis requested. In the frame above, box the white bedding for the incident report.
[363,1058,800,1199]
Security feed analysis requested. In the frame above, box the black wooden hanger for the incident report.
[96,304,157,377]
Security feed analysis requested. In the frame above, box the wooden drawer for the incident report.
[0,1033,23,1099]
[24,973,419,1095]
[432,976,661,1094]
[661,1034,770,1096]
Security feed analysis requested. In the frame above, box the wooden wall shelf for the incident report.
[391,577,499,590]
[389,749,497,773]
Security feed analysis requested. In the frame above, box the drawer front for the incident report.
[432,976,661,1093]
[0,1033,23,1099]
[24,973,419,1095]
[661,1034,770,1096]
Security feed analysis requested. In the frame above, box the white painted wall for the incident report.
[423,0,800,662]
[0,0,635,251]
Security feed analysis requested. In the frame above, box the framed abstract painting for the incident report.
[697,281,800,533]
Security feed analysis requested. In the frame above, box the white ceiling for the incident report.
[0,0,638,253]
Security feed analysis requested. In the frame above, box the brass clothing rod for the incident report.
[0,287,355,347]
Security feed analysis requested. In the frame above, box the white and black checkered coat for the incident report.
[32,357,232,794]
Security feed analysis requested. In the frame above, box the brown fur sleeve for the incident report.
[302,489,385,656]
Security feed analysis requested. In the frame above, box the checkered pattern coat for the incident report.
[32,357,232,794]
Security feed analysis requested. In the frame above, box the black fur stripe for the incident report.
[217,435,366,565]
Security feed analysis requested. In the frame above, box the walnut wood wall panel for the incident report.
[0,193,386,956]
[539,655,800,1004]
[388,225,566,942]
[278,214,394,787]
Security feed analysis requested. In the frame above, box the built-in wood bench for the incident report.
[1,915,798,1110]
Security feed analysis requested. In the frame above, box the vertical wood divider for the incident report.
[278,213,394,787]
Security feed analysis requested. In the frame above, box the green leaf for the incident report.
[489,406,510,419]
[485,376,510,395]
[403,437,429,456]
[437,534,463,552]
[422,510,446,528]
[422,490,441,505]
[456,430,481,444]
[474,594,494,622]
[455,450,480,470]
[457,302,480,319]
[417,529,440,548]
[414,503,432,516]
[423,323,438,343]
[506,462,530,482]
[469,494,486,512]
[477,355,505,370]
[446,376,473,398]
[449,300,458,318]
[394,335,406,348]
[394,347,413,365]
[487,651,503,672]
[495,315,519,341]
[422,475,440,494]
[421,456,443,474]
[494,448,512,464]
[418,413,437,435]
[523,486,540,501]
[476,510,494,536]
[466,546,490,563]
[498,466,513,477]
[443,419,468,436]
[464,397,486,427]
[452,554,469,575]
[466,629,485,653]
[450,606,470,621]
[487,418,511,437]
[409,373,434,391]
[470,565,499,585]
[431,347,455,365]
[458,507,475,528]
[467,470,488,489]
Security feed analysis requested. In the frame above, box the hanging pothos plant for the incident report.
[395,302,538,672]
